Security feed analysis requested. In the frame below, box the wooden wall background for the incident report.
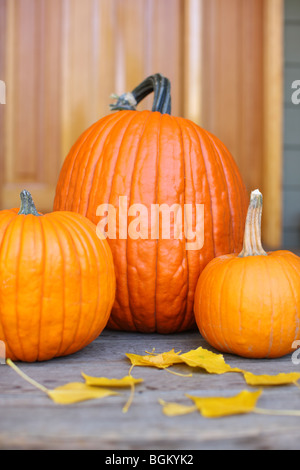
[283,0,300,248]
[0,0,284,247]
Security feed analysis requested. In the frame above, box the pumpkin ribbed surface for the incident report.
[194,250,300,358]
[0,206,115,362]
[54,110,248,333]
[194,189,300,359]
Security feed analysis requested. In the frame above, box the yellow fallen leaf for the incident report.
[6,358,48,393]
[179,347,243,375]
[125,346,243,377]
[149,348,184,364]
[244,371,300,386]
[6,359,118,406]
[47,382,118,405]
[158,399,197,416]
[82,373,144,387]
[186,390,262,418]
[82,372,144,413]
[126,349,183,369]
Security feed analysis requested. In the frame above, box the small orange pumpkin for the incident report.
[194,189,300,359]
[0,190,115,362]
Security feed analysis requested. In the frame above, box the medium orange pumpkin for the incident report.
[54,74,248,333]
[194,189,300,359]
[0,190,115,362]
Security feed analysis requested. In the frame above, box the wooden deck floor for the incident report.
[1,328,300,450]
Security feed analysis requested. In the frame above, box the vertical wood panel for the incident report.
[183,0,203,125]
[239,0,264,194]
[1,0,185,211]
[60,0,100,159]
[262,0,284,247]
[40,0,63,185]
[13,0,41,179]
[60,0,184,156]
[114,0,147,92]
[0,0,6,205]
[0,0,284,245]
[4,0,64,211]
[201,0,264,190]
[150,0,183,116]
[187,0,283,246]
[5,0,17,186]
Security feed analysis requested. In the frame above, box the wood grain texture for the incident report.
[201,0,264,193]
[1,329,300,450]
[183,0,203,125]
[201,0,284,247]
[0,0,284,246]
[0,0,6,194]
[262,0,284,248]
[0,0,184,213]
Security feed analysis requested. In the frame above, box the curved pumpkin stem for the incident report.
[110,74,171,115]
[18,190,41,216]
[238,189,267,257]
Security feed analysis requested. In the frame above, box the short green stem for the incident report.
[18,190,41,216]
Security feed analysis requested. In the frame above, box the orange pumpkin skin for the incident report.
[194,251,300,359]
[0,194,115,362]
[54,76,248,333]
[194,191,300,359]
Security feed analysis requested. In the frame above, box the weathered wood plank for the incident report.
[1,329,300,450]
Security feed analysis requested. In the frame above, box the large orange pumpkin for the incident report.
[194,189,300,359]
[54,74,248,333]
[0,190,115,362]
